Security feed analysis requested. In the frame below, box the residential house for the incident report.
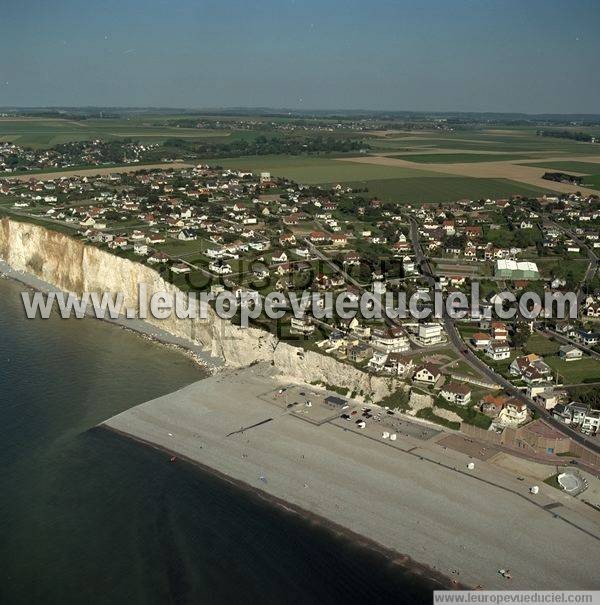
[534,390,559,410]
[440,381,472,406]
[171,263,191,274]
[371,327,410,353]
[471,332,491,348]
[417,323,443,345]
[279,233,296,247]
[178,228,197,241]
[209,261,232,275]
[385,353,415,376]
[552,401,589,426]
[413,363,442,385]
[509,354,552,379]
[480,394,509,418]
[331,233,348,247]
[367,350,388,373]
[485,341,511,361]
[491,321,508,342]
[271,250,288,264]
[577,330,600,346]
[497,399,528,426]
[147,233,166,245]
[581,410,600,436]
[309,231,328,243]
[148,251,169,264]
[133,243,149,256]
[558,345,583,362]
[347,343,373,363]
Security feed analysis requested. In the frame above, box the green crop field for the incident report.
[366,128,600,156]
[201,154,439,183]
[387,153,532,163]
[0,117,232,148]
[582,174,600,190]
[201,155,556,201]
[339,176,553,203]
[520,161,600,174]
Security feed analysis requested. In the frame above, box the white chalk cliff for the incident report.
[0,218,400,400]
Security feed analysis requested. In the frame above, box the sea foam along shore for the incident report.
[104,363,600,592]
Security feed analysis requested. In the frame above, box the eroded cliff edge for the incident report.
[0,218,399,400]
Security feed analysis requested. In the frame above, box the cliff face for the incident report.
[0,218,398,400]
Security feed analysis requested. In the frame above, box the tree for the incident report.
[512,322,531,349]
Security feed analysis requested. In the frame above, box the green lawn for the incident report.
[532,257,590,282]
[451,360,482,379]
[155,238,206,257]
[388,153,532,163]
[525,333,560,356]
[545,356,600,384]
[543,473,562,490]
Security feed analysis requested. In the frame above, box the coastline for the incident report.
[2,239,600,591]
[0,259,221,372]
[0,251,462,591]
[102,364,600,591]
[100,423,461,592]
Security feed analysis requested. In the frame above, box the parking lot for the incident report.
[259,385,354,425]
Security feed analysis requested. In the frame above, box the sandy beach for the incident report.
[104,364,600,591]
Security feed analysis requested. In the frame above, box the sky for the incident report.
[0,0,599,114]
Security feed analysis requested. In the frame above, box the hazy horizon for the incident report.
[1,0,599,114]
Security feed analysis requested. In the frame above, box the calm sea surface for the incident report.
[0,277,436,604]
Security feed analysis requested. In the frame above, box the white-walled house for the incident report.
[440,381,472,406]
[413,364,441,384]
[485,341,510,361]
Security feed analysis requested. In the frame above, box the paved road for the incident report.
[409,218,600,455]
[304,239,402,329]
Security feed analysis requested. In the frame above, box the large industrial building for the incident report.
[494,259,540,280]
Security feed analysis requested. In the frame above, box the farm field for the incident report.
[0,117,232,148]
[387,153,533,163]
[4,118,600,199]
[366,128,600,156]
[583,174,600,190]
[201,154,439,183]
[520,161,600,174]
[338,176,554,203]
